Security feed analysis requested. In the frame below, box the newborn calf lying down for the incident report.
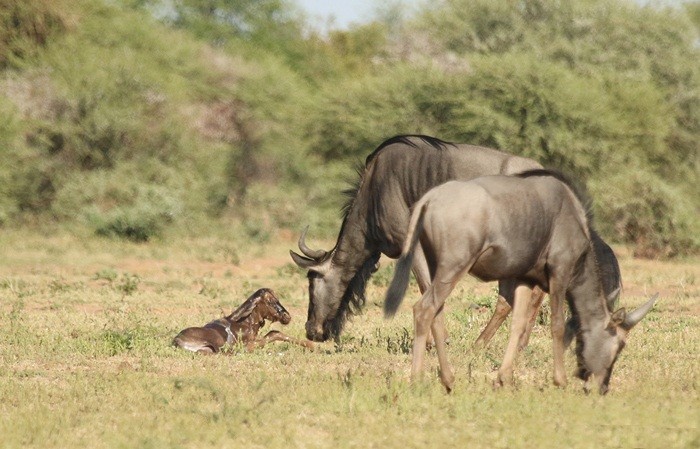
[173,288,313,353]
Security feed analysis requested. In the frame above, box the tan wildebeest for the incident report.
[384,170,656,394]
[173,288,313,353]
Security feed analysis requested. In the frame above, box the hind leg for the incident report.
[474,280,513,347]
[412,245,441,350]
[411,279,456,386]
[518,286,546,349]
[431,303,454,392]
[173,337,218,354]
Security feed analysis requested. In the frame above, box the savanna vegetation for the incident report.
[1,0,699,447]
[0,232,697,448]
[0,0,698,256]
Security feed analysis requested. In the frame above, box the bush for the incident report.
[591,170,699,258]
[0,0,70,67]
[86,185,180,243]
[53,165,183,242]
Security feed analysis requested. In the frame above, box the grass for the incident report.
[0,230,698,448]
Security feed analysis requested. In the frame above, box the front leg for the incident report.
[246,330,315,351]
[496,283,531,387]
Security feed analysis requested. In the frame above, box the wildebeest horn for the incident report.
[622,293,658,330]
[297,226,327,260]
[606,286,621,305]
[289,250,318,269]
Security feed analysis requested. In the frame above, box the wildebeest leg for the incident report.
[412,245,440,350]
[431,304,454,392]
[246,330,314,351]
[518,286,546,349]
[473,281,512,347]
[549,282,568,387]
[496,283,531,387]
[411,281,454,384]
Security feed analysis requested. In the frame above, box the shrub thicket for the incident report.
[0,0,697,257]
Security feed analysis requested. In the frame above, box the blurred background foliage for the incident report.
[0,0,697,257]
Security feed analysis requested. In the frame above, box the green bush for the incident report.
[61,176,182,242]
[0,0,69,67]
[0,0,697,258]
[591,170,699,258]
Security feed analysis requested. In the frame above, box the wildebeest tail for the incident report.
[384,202,427,318]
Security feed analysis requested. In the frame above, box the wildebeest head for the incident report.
[290,227,378,342]
[290,227,343,341]
[575,293,657,395]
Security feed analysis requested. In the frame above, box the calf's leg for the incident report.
[246,330,314,350]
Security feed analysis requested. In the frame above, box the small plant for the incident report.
[116,273,140,295]
[93,268,118,283]
[101,330,136,356]
[385,327,412,354]
[197,277,225,299]
[48,277,70,293]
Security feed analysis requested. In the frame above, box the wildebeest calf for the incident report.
[173,288,313,353]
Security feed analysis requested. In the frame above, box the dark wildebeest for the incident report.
[384,171,656,394]
[173,288,313,353]
[290,135,621,347]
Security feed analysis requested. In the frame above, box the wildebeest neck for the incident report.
[566,249,610,346]
[320,195,381,339]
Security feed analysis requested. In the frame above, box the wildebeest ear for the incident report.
[608,308,626,328]
[606,287,621,306]
[230,294,263,321]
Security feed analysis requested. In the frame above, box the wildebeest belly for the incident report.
[468,244,548,288]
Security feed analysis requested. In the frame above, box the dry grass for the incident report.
[0,230,698,448]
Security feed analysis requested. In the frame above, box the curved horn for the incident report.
[289,250,319,269]
[298,226,327,260]
[622,293,658,330]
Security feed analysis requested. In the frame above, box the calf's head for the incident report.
[258,289,292,325]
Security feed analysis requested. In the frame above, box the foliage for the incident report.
[309,0,699,256]
[0,0,70,67]
[590,169,700,258]
[0,0,698,257]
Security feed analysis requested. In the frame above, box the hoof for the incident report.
[495,370,514,389]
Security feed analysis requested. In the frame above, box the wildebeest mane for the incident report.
[341,135,454,222]
[364,134,454,165]
[514,168,594,227]
[331,135,453,336]
[327,251,381,340]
